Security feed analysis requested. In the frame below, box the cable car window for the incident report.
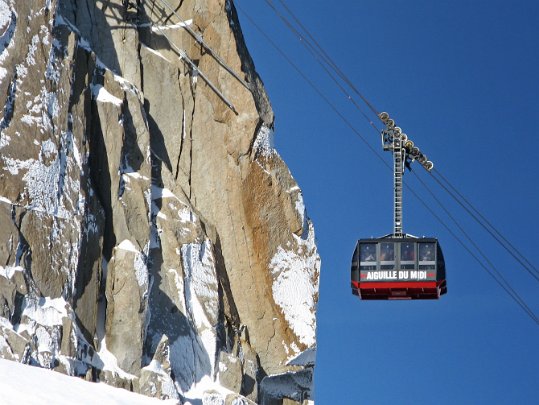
[380,242,395,270]
[418,242,436,270]
[418,243,435,262]
[380,243,395,261]
[360,244,376,262]
[359,244,377,270]
[400,242,416,269]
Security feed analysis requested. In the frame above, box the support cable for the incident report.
[267,0,381,117]
[259,0,380,132]
[431,169,539,282]
[152,0,251,90]
[235,3,387,170]
[151,23,239,114]
[413,171,539,324]
[127,1,240,113]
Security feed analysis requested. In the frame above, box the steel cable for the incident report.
[152,0,251,89]
[269,0,381,117]
[413,171,539,324]
[432,169,539,282]
[261,0,381,131]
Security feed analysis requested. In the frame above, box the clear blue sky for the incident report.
[235,1,539,404]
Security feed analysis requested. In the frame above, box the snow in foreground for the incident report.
[0,359,177,405]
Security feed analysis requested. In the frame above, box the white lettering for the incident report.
[365,271,399,280]
[364,270,430,282]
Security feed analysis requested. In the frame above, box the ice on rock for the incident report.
[269,221,319,349]
[253,124,275,158]
[0,1,16,61]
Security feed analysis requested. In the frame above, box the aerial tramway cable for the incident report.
[235,1,539,323]
[266,0,381,118]
[132,0,251,113]
[151,23,239,114]
[431,170,539,283]
[152,0,251,90]
[413,171,539,324]
[260,0,381,133]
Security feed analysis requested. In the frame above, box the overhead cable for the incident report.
[152,0,251,89]
[413,171,539,324]
[234,2,386,169]
[260,0,380,132]
[269,0,381,117]
[151,23,239,114]
[431,170,539,283]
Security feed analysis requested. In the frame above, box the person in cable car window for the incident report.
[401,243,415,261]
[420,244,434,261]
[361,245,376,261]
[380,243,394,261]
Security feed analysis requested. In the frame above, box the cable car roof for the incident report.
[358,234,439,243]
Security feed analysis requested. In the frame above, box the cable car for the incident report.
[351,236,447,299]
[351,112,447,300]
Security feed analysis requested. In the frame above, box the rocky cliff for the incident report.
[0,0,319,404]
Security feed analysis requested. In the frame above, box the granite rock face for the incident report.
[0,0,320,403]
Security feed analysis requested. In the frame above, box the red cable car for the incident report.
[351,236,447,300]
[351,112,447,300]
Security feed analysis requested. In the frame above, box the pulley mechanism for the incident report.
[378,112,434,237]
[378,112,434,172]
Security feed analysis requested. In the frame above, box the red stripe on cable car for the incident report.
[359,281,438,289]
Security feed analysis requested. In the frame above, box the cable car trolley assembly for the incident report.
[351,112,447,300]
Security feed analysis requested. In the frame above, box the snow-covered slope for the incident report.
[0,359,177,405]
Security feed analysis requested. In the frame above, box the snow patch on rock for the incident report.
[141,359,178,399]
[2,156,34,175]
[0,1,11,30]
[294,190,306,232]
[287,346,316,367]
[253,124,275,158]
[91,84,123,107]
[19,296,68,327]
[164,240,222,395]
[118,239,138,253]
[0,2,16,61]
[116,239,149,289]
[182,240,219,326]
[0,264,23,279]
[269,221,319,350]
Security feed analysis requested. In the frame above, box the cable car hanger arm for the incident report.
[378,112,434,237]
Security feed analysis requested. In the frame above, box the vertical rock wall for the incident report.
[0,0,320,403]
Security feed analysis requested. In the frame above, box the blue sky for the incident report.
[235,1,539,404]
